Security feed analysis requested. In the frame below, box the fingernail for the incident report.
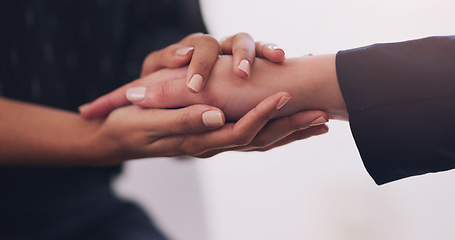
[276,96,291,110]
[78,103,90,114]
[310,117,328,127]
[268,45,284,52]
[202,110,224,128]
[176,47,194,56]
[237,59,250,77]
[188,74,203,93]
[126,86,146,102]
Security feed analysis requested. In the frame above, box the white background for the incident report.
[114,1,455,240]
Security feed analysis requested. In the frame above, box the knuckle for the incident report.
[177,110,199,134]
[198,34,220,48]
[234,32,253,40]
[192,57,211,70]
[237,46,254,56]
[154,80,173,101]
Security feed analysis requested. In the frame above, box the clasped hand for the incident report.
[79,33,330,164]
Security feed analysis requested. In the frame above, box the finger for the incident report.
[240,110,328,149]
[255,42,286,63]
[244,124,329,152]
[79,83,135,119]
[185,34,220,93]
[140,104,225,135]
[221,33,255,79]
[80,68,187,118]
[199,123,329,158]
[197,125,328,158]
[125,75,196,110]
[141,44,194,78]
[140,32,214,78]
[175,92,291,156]
[198,110,328,155]
[265,124,329,149]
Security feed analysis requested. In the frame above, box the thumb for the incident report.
[79,83,132,119]
[126,78,196,109]
[144,104,226,135]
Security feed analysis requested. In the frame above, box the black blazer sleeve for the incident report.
[336,36,455,185]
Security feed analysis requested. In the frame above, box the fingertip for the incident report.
[126,86,147,102]
[266,45,286,62]
[236,59,250,79]
[78,103,91,116]
[166,46,194,69]
[78,100,108,119]
[187,74,204,93]
[202,109,225,128]
[310,116,329,127]
[258,91,291,115]
[276,96,291,110]
[175,46,194,56]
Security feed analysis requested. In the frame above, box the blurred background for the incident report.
[114,0,455,239]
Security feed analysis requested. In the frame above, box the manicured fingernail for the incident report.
[176,47,194,56]
[188,74,203,93]
[237,59,250,77]
[78,103,90,114]
[268,45,284,52]
[126,86,146,102]
[202,110,224,128]
[276,96,291,110]
[310,117,328,126]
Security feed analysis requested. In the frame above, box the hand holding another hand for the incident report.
[89,92,328,164]
[77,34,337,160]
[80,32,286,119]
[104,55,346,122]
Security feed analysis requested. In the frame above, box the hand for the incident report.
[89,92,328,164]
[0,93,327,165]
[140,32,286,91]
[80,32,286,118]
[116,55,347,121]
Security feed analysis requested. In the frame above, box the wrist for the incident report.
[85,121,130,166]
[284,55,348,120]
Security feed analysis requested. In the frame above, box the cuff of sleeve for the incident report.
[335,40,455,185]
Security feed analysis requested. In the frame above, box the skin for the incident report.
[80,33,287,118]
[88,54,347,122]
[0,94,328,165]
[2,32,328,166]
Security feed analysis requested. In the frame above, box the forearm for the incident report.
[0,98,106,165]
[280,54,348,120]
[233,54,347,120]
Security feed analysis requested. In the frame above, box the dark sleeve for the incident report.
[336,36,455,185]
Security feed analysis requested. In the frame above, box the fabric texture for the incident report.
[0,0,206,239]
[336,36,455,185]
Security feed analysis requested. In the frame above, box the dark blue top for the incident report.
[336,36,455,185]
[0,1,205,239]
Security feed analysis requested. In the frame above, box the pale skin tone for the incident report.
[80,33,286,118]
[1,33,328,165]
[83,54,348,124]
